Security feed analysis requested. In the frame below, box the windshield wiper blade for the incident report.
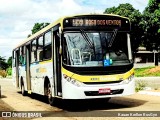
[108,29,118,48]
[80,29,94,49]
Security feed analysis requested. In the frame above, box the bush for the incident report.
[6,67,12,76]
[0,70,7,78]
[135,80,147,92]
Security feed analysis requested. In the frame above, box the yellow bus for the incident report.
[12,14,134,105]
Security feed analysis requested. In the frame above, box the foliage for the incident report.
[104,3,143,52]
[0,56,12,77]
[0,56,8,70]
[135,80,147,92]
[0,70,7,78]
[141,0,160,51]
[134,66,160,77]
[7,57,12,68]
[6,67,12,76]
[27,34,31,38]
[135,67,153,77]
[31,23,50,34]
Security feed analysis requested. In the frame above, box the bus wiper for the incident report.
[108,29,118,48]
[80,29,94,49]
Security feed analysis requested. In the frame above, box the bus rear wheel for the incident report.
[47,83,55,106]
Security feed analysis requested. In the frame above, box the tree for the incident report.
[27,22,50,37]
[31,23,50,34]
[142,0,160,51]
[0,56,8,70]
[104,3,143,52]
[7,56,12,68]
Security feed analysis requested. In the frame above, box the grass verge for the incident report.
[135,66,160,77]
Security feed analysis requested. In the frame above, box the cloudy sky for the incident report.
[0,0,148,59]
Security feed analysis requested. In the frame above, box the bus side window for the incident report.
[44,44,51,60]
[19,46,26,65]
[18,48,22,66]
[44,31,51,60]
[31,39,37,63]
[23,46,26,65]
[18,48,20,65]
[12,51,16,67]
[37,36,44,61]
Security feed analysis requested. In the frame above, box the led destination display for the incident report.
[72,19,122,27]
[63,15,130,31]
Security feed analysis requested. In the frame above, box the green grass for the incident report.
[135,80,147,92]
[134,66,160,77]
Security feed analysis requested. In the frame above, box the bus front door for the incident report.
[53,32,62,97]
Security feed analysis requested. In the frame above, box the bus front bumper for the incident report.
[62,78,135,99]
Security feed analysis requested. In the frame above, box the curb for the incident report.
[138,91,160,96]
[135,77,160,80]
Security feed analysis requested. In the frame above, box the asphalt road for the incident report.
[0,78,160,120]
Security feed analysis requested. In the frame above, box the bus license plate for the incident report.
[99,88,111,94]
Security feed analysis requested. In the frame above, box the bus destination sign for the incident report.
[63,16,130,31]
[72,19,122,27]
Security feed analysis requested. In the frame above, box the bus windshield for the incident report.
[63,31,131,67]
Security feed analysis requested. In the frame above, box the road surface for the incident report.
[0,78,160,120]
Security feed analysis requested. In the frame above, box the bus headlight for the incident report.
[63,74,84,87]
[121,75,134,84]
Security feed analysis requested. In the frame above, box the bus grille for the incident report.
[84,89,124,96]
[83,80,122,85]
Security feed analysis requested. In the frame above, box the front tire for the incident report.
[100,97,111,102]
[47,83,55,106]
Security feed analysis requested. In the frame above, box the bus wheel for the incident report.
[47,83,55,106]
[106,97,111,102]
[21,84,26,96]
[103,97,111,102]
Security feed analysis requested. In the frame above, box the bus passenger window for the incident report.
[44,44,51,60]
[19,46,26,65]
[22,46,26,65]
[18,48,22,65]
[31,39,37,63]
[12,51,16,67]
[44,31,52,60]
[44,31,51,46]
[37,36,43,61]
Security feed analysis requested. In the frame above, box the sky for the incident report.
[0,0,148,59]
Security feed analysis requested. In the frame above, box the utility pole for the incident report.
[152,43,158,66]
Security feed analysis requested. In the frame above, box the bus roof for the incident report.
[13,14,129,50]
